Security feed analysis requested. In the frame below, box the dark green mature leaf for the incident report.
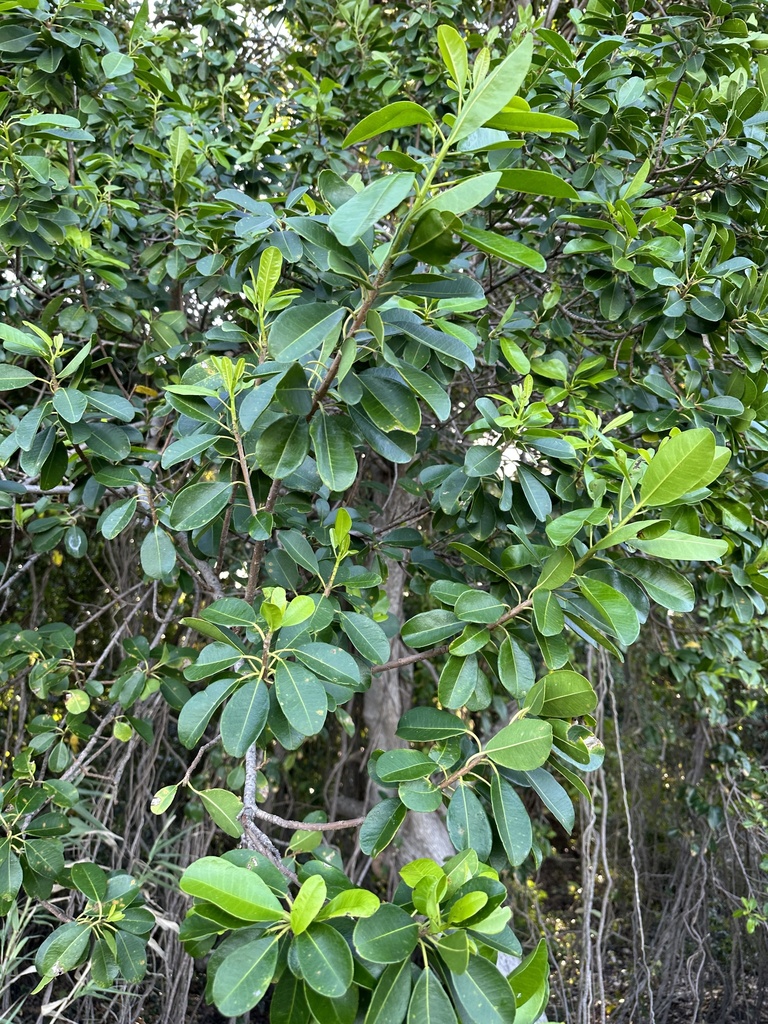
[450,955,517,1024]
[539,670,596,718]
[329,174,415,246]
[220,681,269,756]
[211,936,278,1016]
[274,662,327,736]
[169,481,232,531]
[576,577,640,645]
[446,783,492,860]
[0,364,37,390]
[311,410,357,491]
[485,719,552,770]
[459,225,546,271]
[359,799,407,857]
[397,707,468,741]
[354,903,418,964]
[498,635,535,698]
[35,922,91,978]
[0,840,22,902]
[365,958,412,1024]
[378,749,435,783]
[407,967,458,1024]
[491,775,532,866]
[269,303,345,361]
[340,612,390,664]
[255,415,309,478]
[523,768,574,833]
[401,610,463,648]
[616,558,695,612]
[140,527,176,579]
[438,655,478,709]
[294,923,354,997]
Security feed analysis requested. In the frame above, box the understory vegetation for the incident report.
[0,0,767,1021]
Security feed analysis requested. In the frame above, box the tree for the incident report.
[1,1,767,1022]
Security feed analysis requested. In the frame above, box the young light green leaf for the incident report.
[328,174,415,246]
[438,25,468,92]
[450,35,533,143]
[344,102,435,147]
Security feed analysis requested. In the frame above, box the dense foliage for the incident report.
[0,1,766,1021]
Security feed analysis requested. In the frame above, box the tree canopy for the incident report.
[1,1,767,1021]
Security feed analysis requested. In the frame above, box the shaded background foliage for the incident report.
[0,0,767,1021]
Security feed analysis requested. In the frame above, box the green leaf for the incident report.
[161,433,219,469]
[518,465,552,520]
[177,677,239,748]
[98,496,137,540]
[212,936,278,1016]
[486,110,577,133]
[536,549,575,591]
[52,388,87,424]
[359,799,407,857]
[329,174,415,246]
[255,415,310,479]
[274,662,327,736]
[436,930,470,974]
[458,225,546,272]
[454,590,505,624]
[616,558,695,612]
[438,25,468,92]
[364,958,413,1024]
[491,775,532,866]
[256,246,283,308]
[485,719,553,770]
[633,531,729,561]
[269,303,346,361]
[407,967,458,1024]
[294,923,354,997]
[510,938,550,1022]
[316,888,380,921]
[198,789,244,838]
[291,875,327,934]
[311,411,357,492]
[0,364,37,391]
[294,643,361,688]
[450,955,518,1024]
[150,784,178,815]
[426,172,501,217]
[35,921,91,978]
[377,749,436,783]
[305,985,359,1024]
[353,903,419,964]
[401,610,463,649]
[539,670,597,718]
[498,635,535,698]
[114,930,147,983]
[447,783,492,861]
[523,768,574,832]
[220,681,269,756]
[180,856,286,922]
[451,35,533,143]
[464,444,501,478]
[184,642,242,681]
[532,590,564,636]
[438,655,478,709]
[360,372,422,434]
[576,577,640,645]
[0,839,22,902]
[499,168,579,199]
[344,103,435,146]
[270,971,310,1024]
[101,51,135,78]
[639,428,717,507]
[71,861,107,902]
[397,707,468,741]
[340,612,391,664]
[169,481,232,531]
[140,527,176,579]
